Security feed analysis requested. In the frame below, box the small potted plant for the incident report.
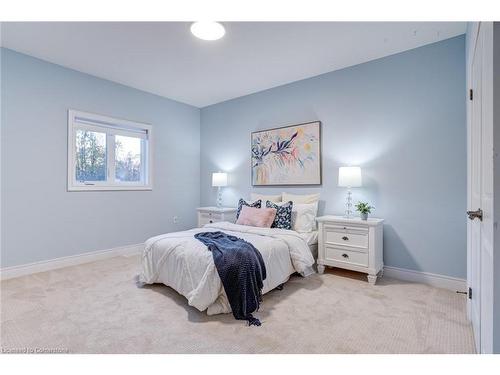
[355,202,373,220]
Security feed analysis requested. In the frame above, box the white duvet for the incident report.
[140,222,315,315]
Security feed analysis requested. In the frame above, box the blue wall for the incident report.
[1,36,467,278]
[1,48,200,267]
[200,35,467,278]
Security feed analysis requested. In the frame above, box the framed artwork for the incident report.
[251,121,322,186]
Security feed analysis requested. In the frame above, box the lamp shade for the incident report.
[338,167,362,187]
[212,172,228,187]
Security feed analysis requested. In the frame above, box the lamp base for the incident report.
[344,188,353,219]
[216,187,222,208]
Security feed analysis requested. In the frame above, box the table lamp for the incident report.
[338,166,362,218]
[212,172,228,208]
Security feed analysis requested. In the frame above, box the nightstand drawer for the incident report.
[199,212,222,221]
[325,246,368,267]
[199,218,218,226]
[197,207,238,228]
[324,228,368,250]
[325,223,368,233]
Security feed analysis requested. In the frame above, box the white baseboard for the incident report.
[383,266,466,292]
[0,243,144,281]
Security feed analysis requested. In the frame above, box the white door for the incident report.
[468,22,494,354]
[469,26,483,352]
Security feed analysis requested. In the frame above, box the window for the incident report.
[68,110,152,191]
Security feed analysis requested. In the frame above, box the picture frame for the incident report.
[251,121,322,186]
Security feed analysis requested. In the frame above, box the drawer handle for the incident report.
[209,220,213,223]
[342,236,349,241]
[342,253,349,258]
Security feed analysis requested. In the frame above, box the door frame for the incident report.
[467,22,484,353]
[466,21,480,344]
[466,22,480,324]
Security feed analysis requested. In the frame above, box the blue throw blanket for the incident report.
[194,231,267,326]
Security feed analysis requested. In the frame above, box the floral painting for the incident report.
[251,121,321,186]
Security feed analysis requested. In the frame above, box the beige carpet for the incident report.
[1,254,475,354]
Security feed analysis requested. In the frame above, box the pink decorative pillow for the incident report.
[236,206,277,228]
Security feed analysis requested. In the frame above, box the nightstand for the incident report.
[316,215,384,285]
[197,207,237,227]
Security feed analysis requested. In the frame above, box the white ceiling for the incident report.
[1,22,466,107]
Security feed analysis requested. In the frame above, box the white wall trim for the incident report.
[383,266,467,292]
[0,243,144,281]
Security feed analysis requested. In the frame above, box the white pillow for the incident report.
[251,193,282,203]
[291,202,319,233]
[282,192,320,204]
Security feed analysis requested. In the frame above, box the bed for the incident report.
[139,221,316,315]
[299,230,319,259]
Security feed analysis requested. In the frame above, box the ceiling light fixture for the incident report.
[190,21,225,41]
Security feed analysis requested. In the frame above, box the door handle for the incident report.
[467,208,483,221]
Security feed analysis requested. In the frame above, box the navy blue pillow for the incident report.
[236,199,262,219]
[266,201,293,230]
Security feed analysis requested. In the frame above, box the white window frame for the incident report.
[67,109,153,191]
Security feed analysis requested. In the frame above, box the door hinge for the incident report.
[469,89,473,101]
[469,287,472,299]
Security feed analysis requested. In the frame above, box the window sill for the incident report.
[68,185,153,192]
